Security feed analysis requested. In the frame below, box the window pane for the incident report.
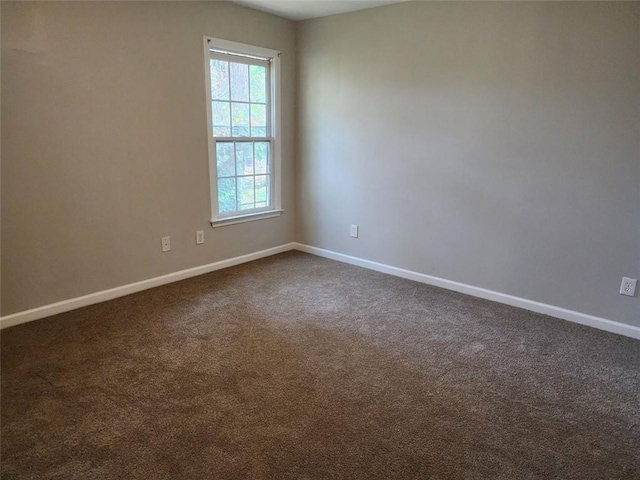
[254,142,270,174]
[249,65,266,103]
[238,176,255,210]
[231,103,250,137]
[216,142,235,178]
[250,104,267,137]
[218,178,236,214]
[210,59,229,101]
[212,101,230,137]
[235,142,254,176]
[230,62,249,102]
[266,175,271,206]
[255,175,269,205]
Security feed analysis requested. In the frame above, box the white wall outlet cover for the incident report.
[161,236,171,252]
[350,224,359,238]
[620,277,637,297]
[196,230,205,245]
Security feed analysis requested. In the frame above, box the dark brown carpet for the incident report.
[1,251,639,479]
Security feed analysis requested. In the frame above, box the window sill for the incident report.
[210,209,284,228]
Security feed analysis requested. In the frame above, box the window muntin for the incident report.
[216,141,271,213]
[210,55,270,139]
[204,37,281,223]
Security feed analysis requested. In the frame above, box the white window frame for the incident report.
[203,36,283,227]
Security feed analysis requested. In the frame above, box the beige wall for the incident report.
[297,2,639,327]
[3,1,639,329]
[1,1,296,315]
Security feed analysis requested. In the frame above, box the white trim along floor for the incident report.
[2,242,638,340]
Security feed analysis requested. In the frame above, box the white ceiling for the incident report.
[229,0,408,21]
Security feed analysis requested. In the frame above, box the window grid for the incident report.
[216,140,271,213]
[210,51,272,217]
[210,53,270,139]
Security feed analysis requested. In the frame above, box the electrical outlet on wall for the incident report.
[196,230,205,245]
[161,236,171,252]
[350,224,359,238]
[620,277,637,297]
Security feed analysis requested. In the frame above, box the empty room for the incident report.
[1,0,639,478]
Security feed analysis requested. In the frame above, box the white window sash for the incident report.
[203,36,282,224]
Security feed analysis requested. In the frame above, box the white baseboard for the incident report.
[293,243,640,340]
[3,241,638,340]
[0,243,296,330]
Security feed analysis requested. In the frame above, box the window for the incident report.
[203,37,282,226]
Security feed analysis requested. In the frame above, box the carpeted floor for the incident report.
[1,251,639,479]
